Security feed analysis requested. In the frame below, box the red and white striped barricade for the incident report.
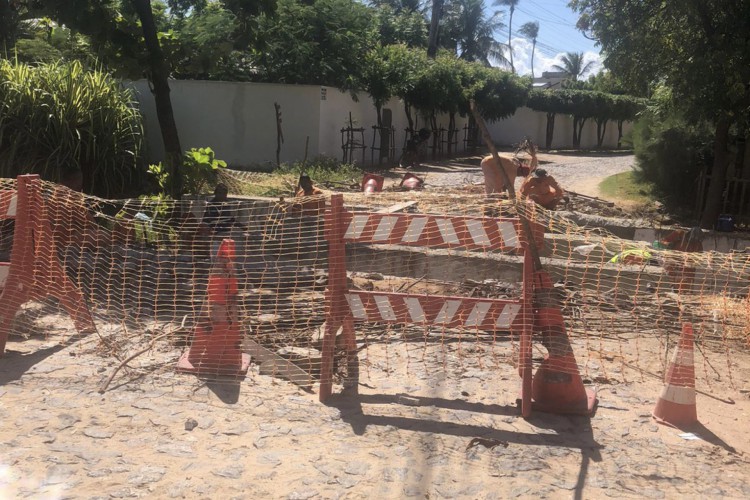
[0,175,96,355]
[319,194,596,417]
[319,194,540,414]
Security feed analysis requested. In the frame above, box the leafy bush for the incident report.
[149,147,228,195]
[0,60,144,196]
[631,111,713,210]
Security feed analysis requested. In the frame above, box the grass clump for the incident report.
[227,156,362,197]
[599,171,656,205]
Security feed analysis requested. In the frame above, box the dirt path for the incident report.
[1,306,749,499]
[383,150,636,202]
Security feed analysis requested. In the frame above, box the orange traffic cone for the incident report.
[531,270,597,415]
[177,239,250,377]
[362,173,384,194]
[400,173,424,190]
[653,323,697,428]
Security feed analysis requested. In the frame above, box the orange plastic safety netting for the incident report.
[0,174,748,401]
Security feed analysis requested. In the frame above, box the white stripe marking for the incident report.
[402,217,427,243]
[374,295,397,321]
[345,294,366,319]
[660,384,696,405]
[497,221,519,248]
[672,349,694,368]
[495,303,521,329]
[345,215,369,240]
[7,195,17,217]
[465,302,491,327]
[404,297,425,323]
[433,300,461,325]
[466,219,491,246]
[435,219,460,245]
[0,264,9,288]
[374,216,397,241]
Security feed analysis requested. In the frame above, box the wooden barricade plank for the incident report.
[319,194,537,415]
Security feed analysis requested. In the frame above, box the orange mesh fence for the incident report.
[0,174,748,403]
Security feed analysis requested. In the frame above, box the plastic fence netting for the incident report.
[1,175,748,395]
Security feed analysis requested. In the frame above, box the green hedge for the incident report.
[0,60,145,196]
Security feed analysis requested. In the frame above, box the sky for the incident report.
[492,0,602,79]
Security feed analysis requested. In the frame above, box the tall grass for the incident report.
[0,59,144,196]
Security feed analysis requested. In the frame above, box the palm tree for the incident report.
[494,0,519,73]
[518,20,538,78]
[442,0,508,67]
[427,0,443,58]
[552,51,595,81]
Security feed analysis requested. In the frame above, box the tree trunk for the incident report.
[545,112,555,150]
[596,118,607,148]
[700,118,732,229]
[430,113,438,159]
[573,116,587,149]
[508,6,515,73]
[0,0,15,53]
[530,41,535,79]
[427,0,443,59]
[404,102,414,131]
[617,120,624,148]
[132,0,183,199]
[448,112,455,155]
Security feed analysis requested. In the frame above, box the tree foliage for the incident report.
[571,0,750,227]
[250,0,375,88]
[0,59,144,196]
[631,111,713,212]
[441,0,508,67]
[527,88,645,149]
[551,51,594,82]
[518,20,538,78]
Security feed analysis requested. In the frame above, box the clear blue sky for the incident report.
[494,0,602,78]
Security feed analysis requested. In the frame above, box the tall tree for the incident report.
[427,0,443,58]
[132,0,183,198]
[551,51,594,81]
[571,0,750,228]
[252,0,374,88]
[442,0,508,67]
[518,20,538,78]
[494,0,518,73]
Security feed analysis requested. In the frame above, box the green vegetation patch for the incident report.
[599,171,656,205]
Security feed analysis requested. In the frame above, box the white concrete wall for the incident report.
[129,80,321,168]
[128,80,628,168]
[486,106,632,149]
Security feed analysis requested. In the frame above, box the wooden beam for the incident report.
[244,339,313,390]
[376,200,419,214]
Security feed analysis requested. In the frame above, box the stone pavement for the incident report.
[1,321,749,499]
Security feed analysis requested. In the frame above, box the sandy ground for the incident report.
[1,307,749,499]
[2,152,750,499]
[385,150,636,202]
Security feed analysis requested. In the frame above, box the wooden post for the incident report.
[469,100,516,200]
[319,194,349,401]
[469,100,543,271]
[0,175,35,355]
[274,102,284,167]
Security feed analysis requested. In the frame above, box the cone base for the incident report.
[532,387,597,416]
[177,351,250,378]
[653,398,698,429]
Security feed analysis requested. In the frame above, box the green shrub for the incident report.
[631,111,712,210]
[148,146,228,196]
[276,156,361,185]
[0,60,144,196]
